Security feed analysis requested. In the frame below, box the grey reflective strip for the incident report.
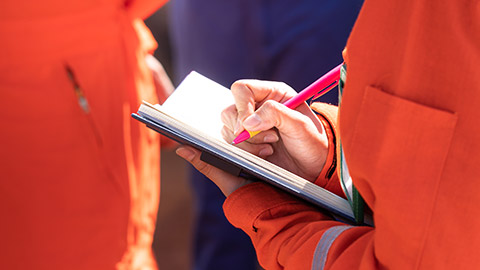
[311,225,352,270]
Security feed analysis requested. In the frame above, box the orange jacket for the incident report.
[223,1,480,269]
[0,1,166,269]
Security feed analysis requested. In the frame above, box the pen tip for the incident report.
[230,141,236,145]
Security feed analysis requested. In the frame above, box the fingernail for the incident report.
[258,147,273,157]
[243,114,261,129]
[234,121,241,135]
[176,147,195,161]
[264,134,278,143]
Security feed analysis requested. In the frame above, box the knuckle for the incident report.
[262,99,278,110]
[221,126,233,140]
[221,104,236,115]
[231,80,251,94]
[221,105,236,125]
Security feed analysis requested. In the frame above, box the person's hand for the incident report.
[176,79,329,197]
[145,54,177,148]
[221,79,329,182]
[145,54,174,104]
[176,146,254,196]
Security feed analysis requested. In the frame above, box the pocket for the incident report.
[344,86,457,263]
[64,64,104,147]
[63,51,131,197]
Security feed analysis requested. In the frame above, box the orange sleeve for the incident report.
[223,183,373,270]
[223,102,373,270]
[125,0,168,19]
[224,0,480,268]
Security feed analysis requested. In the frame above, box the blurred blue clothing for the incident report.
[168,1,363,269]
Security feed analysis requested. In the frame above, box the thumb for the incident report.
[242,99,312,137]
[175,146,252,196]
[175,146,215,179]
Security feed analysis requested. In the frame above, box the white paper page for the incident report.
[160,71,235,140]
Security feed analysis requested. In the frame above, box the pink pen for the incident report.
[232,63,343,145]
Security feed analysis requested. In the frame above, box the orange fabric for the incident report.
[224,1,480,269]
[0,1,165,269]
[310,102,343,198]
[125,0,168,20]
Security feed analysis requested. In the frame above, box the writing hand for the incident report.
[221,79,329,182]
[176,79,330,198]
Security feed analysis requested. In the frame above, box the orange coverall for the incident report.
[0,0,166,269]
[223,0,480,269]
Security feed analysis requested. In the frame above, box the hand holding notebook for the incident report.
[132,71,372,225]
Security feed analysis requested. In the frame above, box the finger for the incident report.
[245,129,280,144]
[221,125,235,142]
[237,141,274,158]
[221,127,275,158]
[221,125,279,145]
[145,54,174,104]
[240,100,329,181]
[175,146,252,196]
[243,100,316,139]
[220,104,238,133]
[230,80,297,135]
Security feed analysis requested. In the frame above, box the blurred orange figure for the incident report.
[0,0,169,269]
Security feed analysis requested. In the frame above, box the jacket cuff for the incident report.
[310,102,345,198]
[223,182,300,233]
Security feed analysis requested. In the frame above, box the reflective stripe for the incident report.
[311,225,352,270]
